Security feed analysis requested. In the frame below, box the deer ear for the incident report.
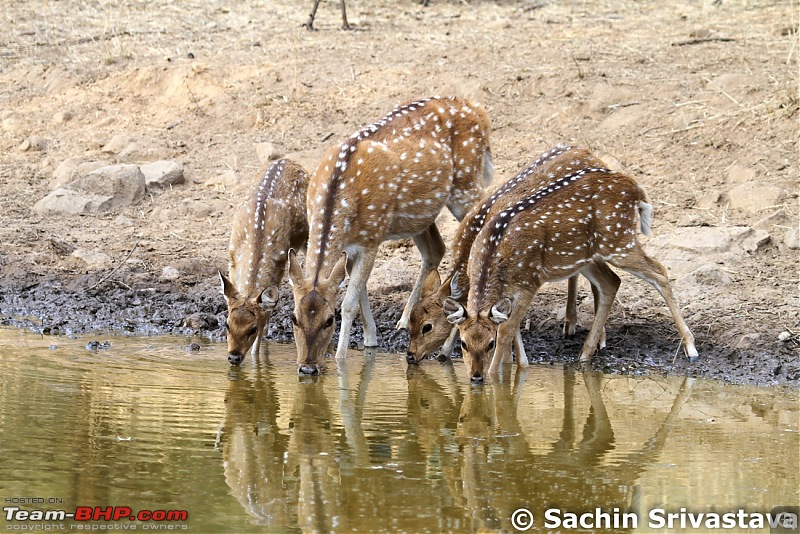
[489,298,512,324]
[444,297,466,325]
[219,271,238,301]
[287,249,303,288]
[420,269,442,298]
[327,252,348,289]
[259,285,280,310]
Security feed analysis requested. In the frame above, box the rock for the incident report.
[684,264,733,286]
[35,164,145,215]
[735,333,761,350]
[101,134,135,154]
[204,169,244,190]
[179,199,215,218]
[186,342,202,352]
[72,248,113,268]
[19,136,47,152]
[784,227,799,250]
[51,159,111,188]
[726,164,756,184]
[486,18,511,30]
[695,190,723,209]
[778,331,792,342]
[53,110,74,124]
[740,229,770,253]
[160,266,180,282]
[183,314,208,329]
[72,164,146,209]
[754,209,791,231]
[707,73,752,94]
[141,160,185,190]
[651,226,753,255]
[254,142,282,164]
[728,182,786,212]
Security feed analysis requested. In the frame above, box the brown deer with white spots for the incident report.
[444,147,698,383]
[407,145,614,367]
[288,96,493,375]
[220,159,309,366]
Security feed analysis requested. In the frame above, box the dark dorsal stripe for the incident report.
[313,97,439,285]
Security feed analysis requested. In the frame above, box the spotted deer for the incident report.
[444,147,698,383]
[288,96,493,375]
[220,159,309,365]
[407,146,615,366]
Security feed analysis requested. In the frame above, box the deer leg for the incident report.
[488,291,534,375]
[563,275,579,337]
[336,251,377,359]
[590,263,615,349]
[339,0,351,30]
[303,0,323,30]
[441,326,459,361]
[359,283,378,347]
[610,245,698,361]
[397,223,446,330]
[513,326,528,369]
[576,262,620,362]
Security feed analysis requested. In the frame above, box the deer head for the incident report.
[407,270,464,364]
[444,297,511,384]
[220,271,279,365]
[288,249,347,375]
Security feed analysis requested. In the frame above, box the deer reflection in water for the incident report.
[219,355,692,532]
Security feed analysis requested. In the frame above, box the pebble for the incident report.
[778,331,792,342]
[19,136,47,152]
[186,343,201,352]
[160,266,180,282]
[86,340,111,351]
[254,142,282,164]
[784,227,799,250]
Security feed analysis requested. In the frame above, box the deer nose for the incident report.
[298,364,319,376]
[406,352,418,365]
[470,373,484,385]
[228,353,243,366]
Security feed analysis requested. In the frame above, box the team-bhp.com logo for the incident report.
[5,505,188,524]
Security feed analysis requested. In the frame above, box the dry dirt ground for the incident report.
[0,0,797,386]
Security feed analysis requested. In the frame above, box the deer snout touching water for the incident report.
[444,146,698,384]
[289,96,493,375]
[221,159,309,366]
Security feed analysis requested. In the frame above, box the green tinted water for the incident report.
[0,329,796,532]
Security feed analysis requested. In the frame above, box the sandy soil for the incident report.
[0,0,797,386]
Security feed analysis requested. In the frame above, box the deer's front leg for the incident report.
[336,251,378,358]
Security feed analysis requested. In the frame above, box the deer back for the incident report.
[407,145,582,360]
[303,96,492,286]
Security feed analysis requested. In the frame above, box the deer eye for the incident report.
[325,316,334,328]
[460,340,467,351]
[290,313,298,326]
[422,323,433,334]
[247,326,258,337]
[487,339,495,351]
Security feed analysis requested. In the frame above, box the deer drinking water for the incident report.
[444,146,698,383]
[220,159,309,365]
[288,96,492,375]
[407,145,615,367]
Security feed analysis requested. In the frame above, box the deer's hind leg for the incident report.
[397,223,446,330]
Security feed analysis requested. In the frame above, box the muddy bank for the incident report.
[2,271,797,388]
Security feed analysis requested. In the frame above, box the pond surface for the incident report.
[0,328,797,533]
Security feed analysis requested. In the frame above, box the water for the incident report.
[0,328,797,533]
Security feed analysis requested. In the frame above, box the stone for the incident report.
[51,159,111,188]
[784,227,799,250]
[53,110,74,124]
[254,142,282,164]
[684,264,733,286]
[740,229,770,253]
[19,136,47,152]
[728,182,786,212]
[650,226,753,256]
[204,169,244,190]
[141,160,185,190]
[695,190,723,209]
[101,134,135,154]
[726,164,756,184]
[160,266,180,282]
[72,248,113,268]
[35,164,145,215]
